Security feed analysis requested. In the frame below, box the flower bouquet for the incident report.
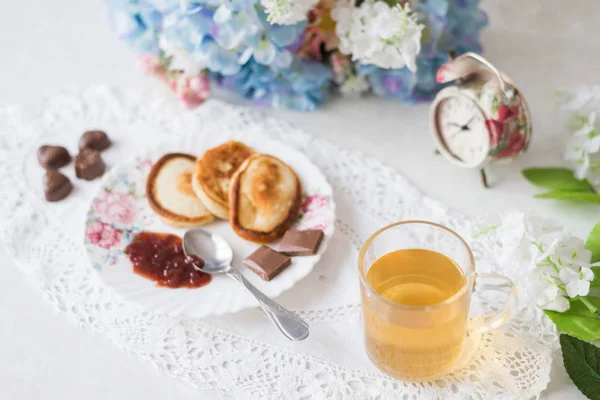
[477,213,600,399]
[106,0,487,110]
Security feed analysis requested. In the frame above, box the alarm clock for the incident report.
[430,52,532,187]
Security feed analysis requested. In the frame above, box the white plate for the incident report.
[83,133,335,318]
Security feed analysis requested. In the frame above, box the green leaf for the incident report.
[535,190,600,203]
[592,267,600,289]
[522,168,594,191]
[586,222,600,263]
[560,334,600,400]
[544,299,600,341]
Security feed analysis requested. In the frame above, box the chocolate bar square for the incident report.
[244,246,291,281]
[278,230,324,256]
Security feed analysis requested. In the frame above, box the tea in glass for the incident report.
[358,221,517,381]
[364,248,468,380]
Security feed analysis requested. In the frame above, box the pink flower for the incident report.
[137,54,162,76]
[299,3,339,61]
[497,104,519,122]
[93,191,135,225]
[86,221,121,249]
[497,131,527,159]
[174,74,210,107]
[485,118,505,146]
[301,193,329,213]
[188,75,210,97]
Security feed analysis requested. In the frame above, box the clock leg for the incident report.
[480,168,489,188]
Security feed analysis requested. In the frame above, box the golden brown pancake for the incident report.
[146,153,214,228]
[229,154,302,243]
[192,141,255,219]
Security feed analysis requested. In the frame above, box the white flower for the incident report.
[332,0,423,71]
[560,86,600,111]
[474,212,599,313]
[550,236,592,269]
[339,75,370,97]
[559,266,594,298]
[473,212,562,308]
[261,0,318,25]
[524,216,562,241]
[564,111,600,182]
[536,285,570,312]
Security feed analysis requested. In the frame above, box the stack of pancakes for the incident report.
[146,141,302,243]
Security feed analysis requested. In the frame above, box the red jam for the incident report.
[124,232,211,289]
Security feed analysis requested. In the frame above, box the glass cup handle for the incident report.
[469,273,518,333]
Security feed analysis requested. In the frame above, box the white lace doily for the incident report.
[0,86,558,399]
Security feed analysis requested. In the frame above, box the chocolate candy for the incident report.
[37,145,71,169]
[75,148,105,180]
[278,229,324,256]
[43,170,73,202]
[244,246,291,281]
[79,130,111,151]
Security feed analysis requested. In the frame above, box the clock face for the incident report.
[435,96,489,166]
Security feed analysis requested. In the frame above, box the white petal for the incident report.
[584,135,600,153]
[550,296,571,312]
[559,267,578,283]
[574,248,592,267]
[543,285,559,300]
[578,280,591,296]
[565,280,582,297]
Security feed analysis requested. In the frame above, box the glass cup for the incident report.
[358,220,518,382]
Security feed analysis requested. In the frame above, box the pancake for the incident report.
[192,141,255,219]
[229,154,302,243]
[146,153,214,228]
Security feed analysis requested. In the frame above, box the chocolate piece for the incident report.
[278,229,324,256]
[43,170,73,202]
[37,145,71,169]
[79,130,111,151]
[244,246,291,281]
[74,148,105,180]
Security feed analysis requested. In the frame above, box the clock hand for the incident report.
[449,129,464,140]
[448,122,463,129]
[461,116,475,130]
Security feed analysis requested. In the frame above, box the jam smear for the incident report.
[124,231,211,289]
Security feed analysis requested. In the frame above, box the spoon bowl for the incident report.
[183,229,233,274]
[182,228,309,341]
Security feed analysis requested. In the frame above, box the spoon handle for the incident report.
[226,268,309,341]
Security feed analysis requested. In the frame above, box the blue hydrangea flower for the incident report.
[106,0,163,54]
[217,58,332,111]
[158,2,306,75]
[211,5,306,70]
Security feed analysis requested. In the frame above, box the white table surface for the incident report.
[0,1,595,399]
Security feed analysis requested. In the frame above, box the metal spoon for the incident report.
[183,229,309,341]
